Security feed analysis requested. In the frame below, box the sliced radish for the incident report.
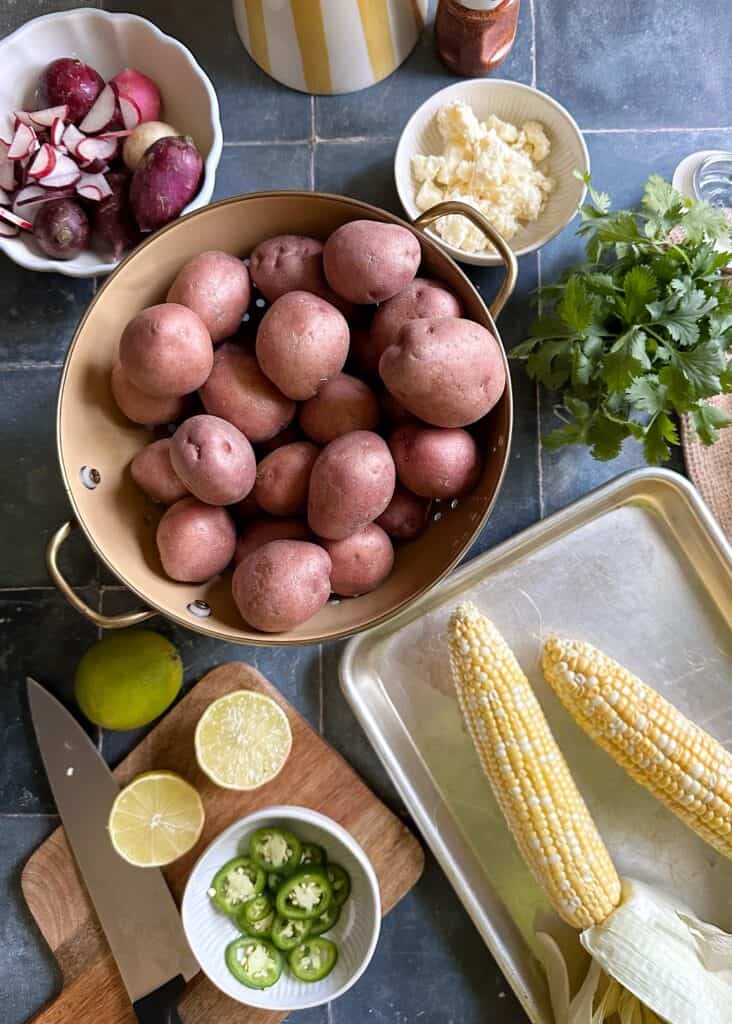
[42,167,81,189]
[28,143,57,179]
[0,206,32,231]
[14,183,76,220]
[50,117,66,148]
[28,104,69,128]
[79,84,117,134]
[0,219,19,237]
[62,123,85,157]
[76,171,112,201]
[14,110,34,127]
[119,95,141,131]
[76,135,118,164]
[8,122,37,160]
[0,145,15,191]
[98,128,133,140]
[0,186,11,206]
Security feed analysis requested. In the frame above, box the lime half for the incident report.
[108,771,204,867]
[195,690,292,790]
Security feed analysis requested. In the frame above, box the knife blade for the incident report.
[27,677,199,1018]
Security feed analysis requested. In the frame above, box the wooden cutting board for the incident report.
[22,662,424,1023]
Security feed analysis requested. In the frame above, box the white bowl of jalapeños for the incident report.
[181,804,381,1010]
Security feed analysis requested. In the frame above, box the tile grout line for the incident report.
[528,0,537,88]
[0,812,60,819]
[310,95,316,190]
[318,644,324,736]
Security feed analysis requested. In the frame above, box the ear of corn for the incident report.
[448,603,621,929]
[542,637,732,861]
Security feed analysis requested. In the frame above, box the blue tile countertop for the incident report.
[1,2,730,1023]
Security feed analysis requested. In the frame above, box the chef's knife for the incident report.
[27,677,199,1024]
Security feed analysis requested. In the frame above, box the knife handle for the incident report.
[133,975,185,1024]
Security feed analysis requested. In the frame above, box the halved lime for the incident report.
[108,770,204,867]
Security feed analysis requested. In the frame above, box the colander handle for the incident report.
[46,521,156,629]
[412,200,518,320]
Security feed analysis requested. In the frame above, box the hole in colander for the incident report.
[450,499,459,509]
[255,297,266,308]
[187,600,211,618]
[80,466,101,489]
[433,511,443,522]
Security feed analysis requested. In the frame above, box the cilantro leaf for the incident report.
[617,266,657,324]
[556,275,601,334]
[648,279,717,346]
[690,403,732,445]
[526,338,573,390]
[587,415,630,461]
[642,175,683,220]
[681,201,731,243]
[643,413,679,464]
[601,327,650,391]
[626,377,667,416]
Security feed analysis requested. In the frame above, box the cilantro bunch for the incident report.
[512,174,732,462]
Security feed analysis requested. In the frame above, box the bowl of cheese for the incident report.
[395,79,589,266]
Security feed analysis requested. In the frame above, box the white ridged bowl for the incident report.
[0,8,222,277]
[181,806,381,1010]
[395,78,589,265]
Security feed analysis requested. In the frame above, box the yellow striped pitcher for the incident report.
[233,0,428,94]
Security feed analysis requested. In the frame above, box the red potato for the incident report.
[249,234,352,316]
[323,524,394,597]
[156,497,236,582]
[130,136,203,231]
[199,342,295,442]
[92,171,140,261]
[129,438,188,504]
[111,362,189,425]
[367,278,463,374]
[308,430,396,540]
[36,58,104,124]
[256,290,349,401]
[323,220,421,304]
[253,442,319,517]
[119,302,213,398]
[34,198,89,259]
[167,251,251,343]
[299,374,379,444]
[170,414,256,506]
[110,68,162,125]
[234,517,311,565]
[232,540,332,632]
[380,316,506,428]
[376,485,428,540]
[389,424,482,499]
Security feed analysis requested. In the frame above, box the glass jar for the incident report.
[435,0,520,77]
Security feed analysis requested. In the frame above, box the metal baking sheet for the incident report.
[339,468,732,1023]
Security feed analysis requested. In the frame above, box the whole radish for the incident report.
[92,172,140,261]
[110,68,161,124]
[34,198,90,259]
[36,58,104,123]
[130,136,203,232]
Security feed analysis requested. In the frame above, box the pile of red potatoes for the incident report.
[112,220,506,632]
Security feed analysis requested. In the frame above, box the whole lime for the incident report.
[74,631,183,730]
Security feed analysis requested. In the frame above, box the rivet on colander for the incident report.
[243,257,251,266]
[243,312,251,322]
[80,466,101,489]
[450,499,459,509]
[433,511,443,522]
[187,600,211,618]
[255,298,266,308]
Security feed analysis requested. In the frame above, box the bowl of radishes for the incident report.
[0,8,222,277]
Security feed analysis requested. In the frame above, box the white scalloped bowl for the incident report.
[0,9,222,277]
[395,78,589,266]
[181,806,381,1011]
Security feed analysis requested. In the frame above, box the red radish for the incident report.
[28,143,57,179]
[28,105,69,128]
[119,96,141,131]
[79,84,118,134]
[12,184,74,224]
[76,171,112,201]
[92,171,140,260]
[0,206,32,231]
[98,129,133,140]
[110,69,161,124]
[0,186,11,205]
[34,197,89,258]
[130,136,202,231]
[0,219,19,237]
[0,148,15,191]
[37,59,104,124]
[77,136,118,165]
[50,117,65,148]
[43,167,82,189]
[62,123,85,157]
[7,123,36,160]
[14,111,34,127]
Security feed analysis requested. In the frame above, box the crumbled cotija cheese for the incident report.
[411,100,555,254]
